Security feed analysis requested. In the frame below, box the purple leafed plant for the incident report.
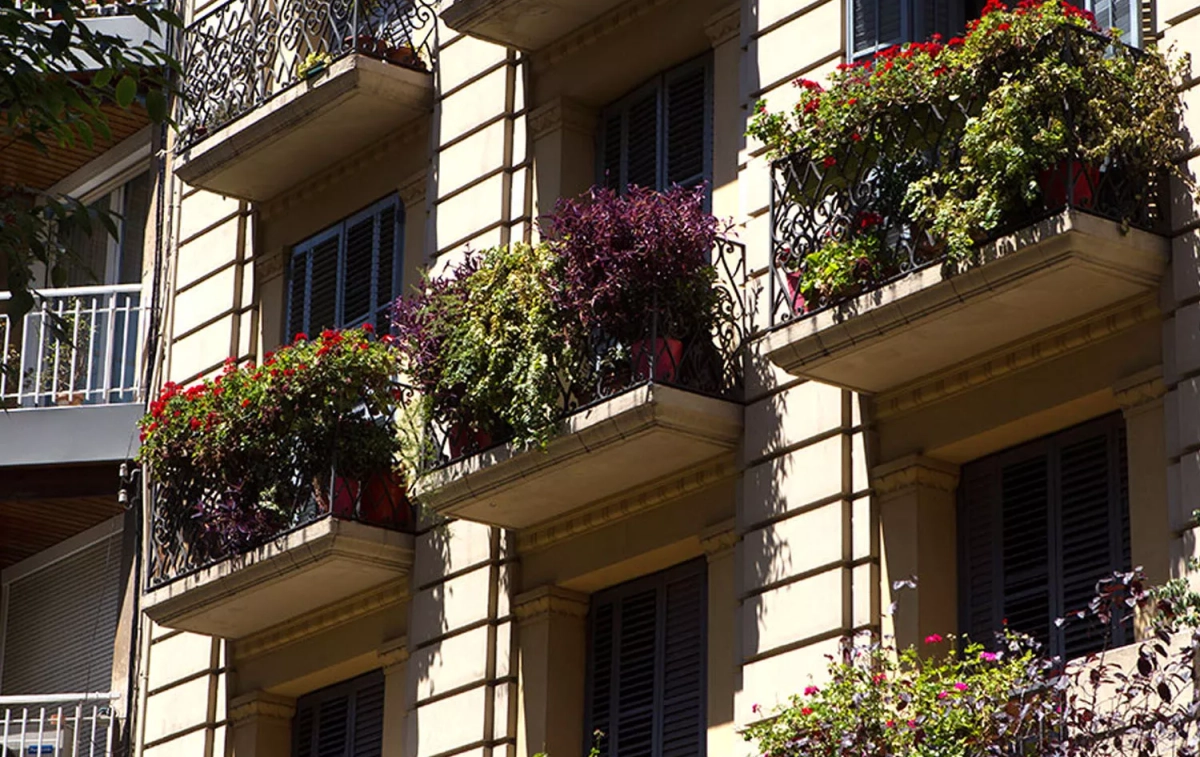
[540,184,720,343]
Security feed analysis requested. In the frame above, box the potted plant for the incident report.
[138,326,411,567]
[541,185,721,386]
[297,51,332,79]
[749,0,1185,307]
[393,243,578,457]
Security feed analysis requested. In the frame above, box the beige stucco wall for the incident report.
[134,2,1200,757]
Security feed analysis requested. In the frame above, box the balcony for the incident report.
[141,332,415,639]
[440,0,629,51]
[0,693,117,757]
[173,0,436,201]
[413,238,746,531]
[760,29,1171,395]
[0,285,147,467]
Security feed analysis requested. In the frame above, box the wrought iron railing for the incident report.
[768,28,1167,327]
[178,0,437,147]
[0,285,145,408]
[416,237,748,468]
[0,693,117,757]
[147,403,415,587]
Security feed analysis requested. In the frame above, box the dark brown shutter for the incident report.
[625,91,659,191]
[293,671,385,757]
[308,235,341,334]
[959,414,1130,659]
[375,202,399,332]
[585,560,706,757]
[600,111,623,191]
[664,63,709,190]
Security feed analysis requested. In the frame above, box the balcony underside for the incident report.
[762,211,1168,395]
[440,0,627,51]
[174,54,432,202]
[143,517,414,639]
[415,384,743,530]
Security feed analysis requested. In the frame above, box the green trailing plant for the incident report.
[297,51,332,78]
[749,0,1186,306]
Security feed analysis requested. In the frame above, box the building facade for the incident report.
[2,0,1196,756]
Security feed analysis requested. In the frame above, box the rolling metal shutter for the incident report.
[958,413,1130,659]
[1,529,124,695]
[585,559,707,757]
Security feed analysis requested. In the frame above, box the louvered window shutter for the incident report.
[285,196,402,339]
[1,530,124,694]
[1089,0,1139,46]
[585,560,707,757]
[293,671,385,757]
[958,414,1130,659]
[850,0,904,60]
[596,56,712,195]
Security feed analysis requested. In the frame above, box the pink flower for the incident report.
[751,703,760,714]
[886,720,896,728]
[937,691,949,700]
[907,720,917,729]
[954,682,968,692]
[979,651,998,662]
[924,634,944,644]
[804,686,819,696]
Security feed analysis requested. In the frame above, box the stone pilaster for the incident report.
[230,691,296,757]
[514,586,589,757]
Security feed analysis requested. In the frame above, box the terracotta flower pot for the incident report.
[330,470,411,529]
[1038,159,1100,209]
[448,423,493,459]
[631,337,685,383]
[784,270,807,314]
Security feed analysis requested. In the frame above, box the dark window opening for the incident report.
[292,670,385,757]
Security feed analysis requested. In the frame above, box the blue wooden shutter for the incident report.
[293,671,385,757]
[1091,0,1140,46]
[585,560,707,757]
[849,0,904,60]
[664,60,711,190]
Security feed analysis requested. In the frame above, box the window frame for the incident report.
[594,53,714,196]
[285,194,403,339]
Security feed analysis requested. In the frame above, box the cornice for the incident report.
[874,295,1158,421]
[397,170,428,208]
[516,457,737,553]
[528,97,597,140]
[513,586,589,623]
[534,0,674,72]
[704,4,740,47]
[1113,367,1166,412]
[255,251,285,282]
[258,122,428,221]
[699,518,738,558]
[235,580,409,660]
[378,635,410,671]
[871,455,961,496]
[230,692,296,723]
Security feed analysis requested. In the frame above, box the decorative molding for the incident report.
[528,97,597,141]
[230,691,296,724]
[874,295,1159,421]
[1113,367,1166,412]
[516,457,738,554]
[534,0,675,73]
[513,586,589,624]
[704,4,740,47]
[871,455,961,497]
[258,122,429,221]
[397,170,428,208]
[254,250,285,282]
[699,518,738,558]
[235,580,409,660]
[378,636,410,671]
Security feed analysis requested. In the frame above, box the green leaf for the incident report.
[9,290,34,320]
[115,75,136,108]
[146,89,167,123]
[93,67,114,89]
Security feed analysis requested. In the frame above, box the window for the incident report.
[958,413,1131,659]
[585,559,707,757]
[292,671,385,757]
[286,195,402,338]
[60,170,151,287]
[596,56,712,194]
[848,0,1140,60]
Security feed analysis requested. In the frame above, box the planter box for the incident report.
[142,517,414,639]
[173,54,432,202]
[415,384,743,530]
[762,210,1168,394]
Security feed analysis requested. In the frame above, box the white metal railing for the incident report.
[0,285,145,408]
[0,693,117,757]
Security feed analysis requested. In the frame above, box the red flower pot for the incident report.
[631,337,685,383]
[785,270,807,314]
[1038,160,1100,209]
[448,423,493,459]
[331,470,412,529]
